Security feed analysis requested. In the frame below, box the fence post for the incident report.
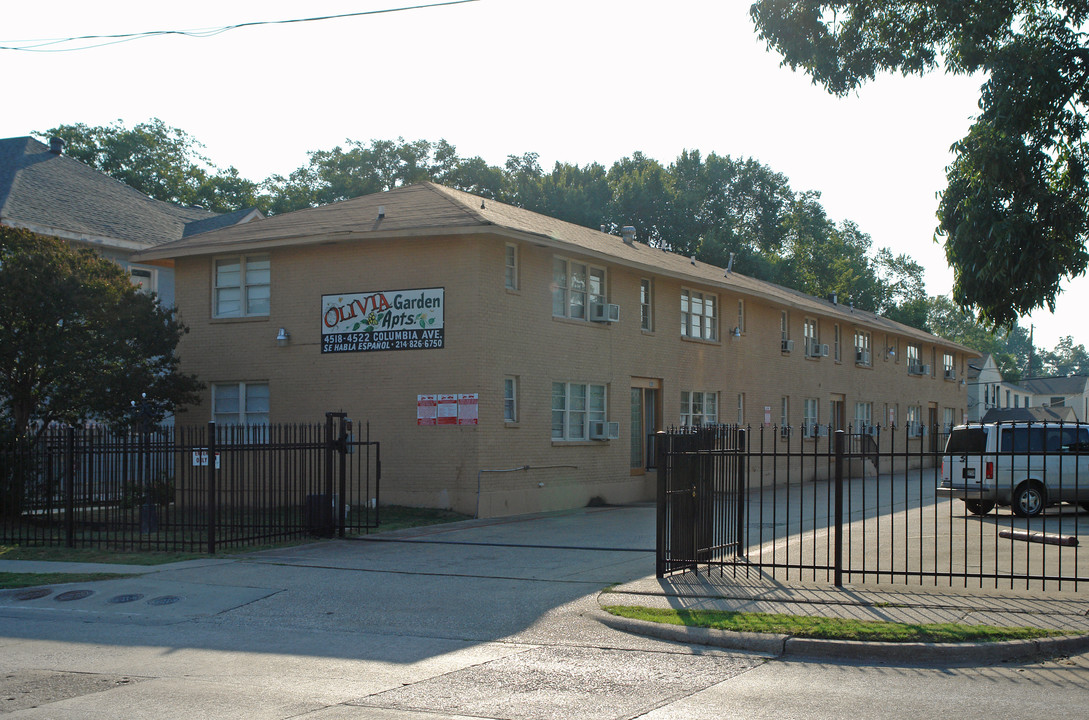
[834,429,845,587]
[735,427,746,555]
[207,422,217,555]
[65,426,75,548]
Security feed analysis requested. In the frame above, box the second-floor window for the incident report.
[215,255,270,318]
[681,289,717,340]
[505,244,518,290]
[552,258,605,321]
[854,330,871,365]
[640,279,653,331]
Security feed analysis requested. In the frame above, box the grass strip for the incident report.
[0,572,131,590]
[602,605,1071,644]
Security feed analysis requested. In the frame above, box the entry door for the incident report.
[830,398,845,432]
[631,381,661,472]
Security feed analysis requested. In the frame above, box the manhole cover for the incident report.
[55,590,94,602]
[146,595,182,606]
[13,588,52,601]
[107,594,145,604]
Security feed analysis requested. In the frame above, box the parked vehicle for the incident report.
[938,422,1089,517]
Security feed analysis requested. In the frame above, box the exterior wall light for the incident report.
[276,327,290,347]
[731,326,742,338]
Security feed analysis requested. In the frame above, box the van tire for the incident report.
[964,500,996,515]
[1012,482,1046,518]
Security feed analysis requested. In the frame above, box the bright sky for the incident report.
[3,0,1085,350]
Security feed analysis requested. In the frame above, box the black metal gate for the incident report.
[0,413,381,552]
[656,426,746,576]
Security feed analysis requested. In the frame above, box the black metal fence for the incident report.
[657,423,1089,591]
[0,415,380,553]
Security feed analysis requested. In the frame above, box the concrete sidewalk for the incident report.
[596,570,1089,664]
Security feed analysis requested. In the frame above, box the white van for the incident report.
[938,422,1089,517]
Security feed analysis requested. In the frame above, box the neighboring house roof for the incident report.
[0,136,261,250]
[136,181,977,355]
[981,407,1078,423]
[1020,375,1089,397]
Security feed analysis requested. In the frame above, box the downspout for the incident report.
[475,464,579,519]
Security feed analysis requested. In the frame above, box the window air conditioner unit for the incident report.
[856,349,870,365]
[807,339,822,357]
[780,425,792,439]
[944,368,956,380]
[590,302,620,323]
[820,344,830,357]
[920,364,930,375]
[865,426,879,437]
[817,425,829,437]
[781,339,794,353]
[589,420,620,440]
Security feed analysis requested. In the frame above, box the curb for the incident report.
[593,607,1089,665]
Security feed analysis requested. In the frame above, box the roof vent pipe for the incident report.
[621,225,636,245]
[49,137,64,155]
[726,252,735,275]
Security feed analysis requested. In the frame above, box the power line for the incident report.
[0,0,479,52]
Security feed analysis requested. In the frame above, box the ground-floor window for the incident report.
[212,382,269,441]
[680,391,717,426]
[504,377,518,423]
[552,382,606,441]
[854,401,872,430]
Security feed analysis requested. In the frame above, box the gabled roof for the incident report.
[0,136,261,250]
[1021,375,1089,396]
[136,181,977,354]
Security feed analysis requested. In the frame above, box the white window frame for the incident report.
[552,257,605,321]
[680,391,718,427]
[504,244,518,290]
[737,393,745,425]
[803,398,819,436]
[854,330,871,366]
[854,401,873,430]
[504,377,518,423]
[551,381,606,441]
[780,397,791,438]
[212,382,270,441]
[681,289,717,341]
[129,265,158,294]
[804,318,819,356]
[214,254,270,318]
[640,278,653,331]
[833,324,841,362]
[736,299,745,334]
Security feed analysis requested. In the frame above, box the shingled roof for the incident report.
[136,181,976,354]
[0,136,261,249]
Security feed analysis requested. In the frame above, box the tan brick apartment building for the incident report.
[138,183,976,518]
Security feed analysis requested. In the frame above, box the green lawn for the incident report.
[602,605,1072,644]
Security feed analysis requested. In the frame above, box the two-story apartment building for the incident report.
[137,182,975,517]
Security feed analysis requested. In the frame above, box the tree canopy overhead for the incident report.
[751,0,1089,328]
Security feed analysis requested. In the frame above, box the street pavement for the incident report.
[0,504,1088,718]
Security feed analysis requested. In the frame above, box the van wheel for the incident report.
[1012,483,1046,518]
[964,500,996,515]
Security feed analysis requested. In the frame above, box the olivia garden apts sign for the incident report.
[321,288,444,353]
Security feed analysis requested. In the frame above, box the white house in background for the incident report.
[967,354,1005,422]
[1020,375,1089,421]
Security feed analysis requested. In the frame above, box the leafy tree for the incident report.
[0,227,202,444]
[751,1,1089,327]
[1040,336,1089,376]
[39,119,262,214]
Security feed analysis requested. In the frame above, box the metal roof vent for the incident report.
[49,137,65,155]
[621,226,636,245]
